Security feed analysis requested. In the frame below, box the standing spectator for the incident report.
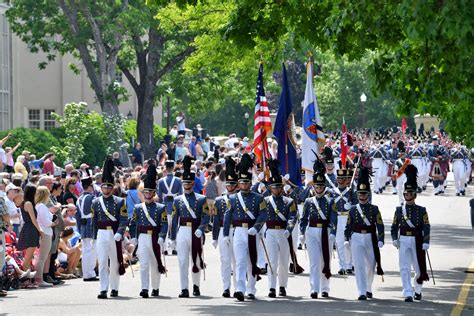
[189,136,197,158]
[170,125,179,138]
[30,153,50,173]
[126,177,143,219]
[204,171,219,201]
[0,133,12,172]
[132,143,143,166]
[5,183,21,237]
[21,150,31,175]
[112,152,123,169]
[42,153,56,175]
[202,137,210,157]
[175,140,184,161]
[5,142,21,173]
[35,186,58,287]
[196,138,205,161]
[51,182,63,205]
[63,178,78,205]
[176,111,186,136]
[17,185,41,271]
[14,155,28,181]
[167,142,176,162]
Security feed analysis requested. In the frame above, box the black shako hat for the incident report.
[101,156,115,186]
[268,158,283,187]
[238,153,253,183]
[144,159,158,192]
[357,167,371,193]
[404,164,418,193]
[182,156,195,183]
[225,156,238,185]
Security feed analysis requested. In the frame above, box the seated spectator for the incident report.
[62,204,81,246]
[122,229,136,266]
[57,227,81,278]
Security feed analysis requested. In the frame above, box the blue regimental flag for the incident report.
[273,64,302,187]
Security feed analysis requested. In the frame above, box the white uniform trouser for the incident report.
[336,215,352,270]
[176,226,201,290]
[82,238,97,279]
[351,232,376,296]
[306,227,332,293]
[138,233,161,290]
[96,229,120,292]
[383,161,389,184]
[266,229,289,290]
[397,174,407,204]
[218,227,235,291]
[453,160,465,193]
[296,206,304,247]
[257,224,267,269]
[411,159,424,189]
[166,214,175,252]
[464,159,471,185]
[399,236,423,297]
[372,158,384,192]
[233,227,258,295]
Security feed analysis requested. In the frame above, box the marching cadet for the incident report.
[391,165,430,302]
[451,144,467,196]
[170,156,210,298]
[223,153,267,301]
[157,160,183,255]
[393,141,410,205]
[129,161,168,298]
[330,162,356,275]
[344,167,385,301]
[323,147,337,188]
[427,135,449,195]
[387,139,400,194]
[264,159,297,298]
[408,137,425,193]
[92,157,128,299]
[299,156,337,299]
[212,156,239,298]
[76,169,98,282]
[369,136,389,194]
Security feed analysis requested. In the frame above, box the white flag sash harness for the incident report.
[163,176,177,199]
[311,196,327,221]
[141,202,157,227]
[402,204,416,228]
[78,194,91,219]
[180,194,197,219]
[99,196,117,222]
[268,196,287,221]
[356,203,372,227]
[237,192,255,220]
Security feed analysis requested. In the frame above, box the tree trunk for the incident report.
[137,96,155,160]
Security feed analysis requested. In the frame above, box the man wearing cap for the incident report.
[331,164,357,275]
[92,157,129,299]
[212,157,239,298]
[170,156,210,298]
[76,169,98,282]
[391,165,430,302]
[223,153,267,301]
[300,156,337,299]
[157,160,182,255]
[5,183,21,237]
[344,167,385,301]
[264,159,297,298]
[129,162,168,298]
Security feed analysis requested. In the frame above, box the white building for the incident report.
[0,2,162,132]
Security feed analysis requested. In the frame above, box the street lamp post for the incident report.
[244,112,249,137]
[166,87,173,134]
[360,93,367,127]
[127,110,133,120]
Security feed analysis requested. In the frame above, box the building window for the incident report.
[44,110,56,130]
[28,109,40,129]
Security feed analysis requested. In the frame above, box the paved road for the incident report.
[1,180,473,315]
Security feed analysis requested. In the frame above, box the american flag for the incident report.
[252,63,272,165]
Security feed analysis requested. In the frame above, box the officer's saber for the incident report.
[201,236,206,281]
[426,250,435,285]
[260,236,274,275]
[162,246,168,278]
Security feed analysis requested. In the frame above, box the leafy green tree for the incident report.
[0,128,61,161]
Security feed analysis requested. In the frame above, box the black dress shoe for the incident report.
[260,266,267,275]
[268,288,276,298]
[311,292,318,299]
[151,289,159,297]
[279,287,286,297]
[140,289,149,298]
[414,292,422,300]
[179,289,189,298]
[235,291,244,301]
[456,193,460,196]
[297,244,302,250]
[247,294,255,300]
[461,190,466,196]
[222,289,230,298]
[193,285,201,296]
[172,250,178,255]
[366,292,373,299]
[84,277,99,282]
[338,269,346,275]
[358,295,367,300]
[110,290,118,297]
[164,250,169,255]
[322,292,329,298]
[97,291,107,299]
[405,296,413,302]
[289,263,294,273]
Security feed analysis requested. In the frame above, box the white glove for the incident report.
[329,234,336,242]
[168,239,176,249]
[283,230,290,238]
[158,237,164,248]
[222,236,230,245]
[248,227,257,236]
[194,229,203,238]
[422,243,430,251]
[283,174,290,181]
[212,240,218,249]
[113,233,122,241]
[378,241,384,248]
[299,234,305,245]
[131,238,138,246]
[344,203,351,211]
[283,184,291,194]
[344,240,350,246]
[258,183,265,193]
[258,172,265,181]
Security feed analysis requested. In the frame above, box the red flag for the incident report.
[341,117,348,168]
[401,117,407,135]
